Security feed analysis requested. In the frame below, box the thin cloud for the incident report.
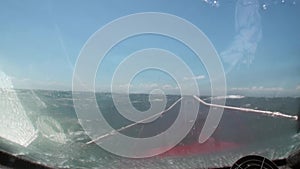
[184,75,205,81]
[231,86,283,92]
[117,83,180,94]
[296,85,300,90]
[162,84,179,90]
[10,76,70,91]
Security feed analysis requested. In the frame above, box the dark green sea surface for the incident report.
[0,89,299,169]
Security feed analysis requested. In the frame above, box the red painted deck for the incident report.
[149,138,240,157]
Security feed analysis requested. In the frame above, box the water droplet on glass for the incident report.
[202,0,220,8]
[213,0,220,7]
[262,4,268,10]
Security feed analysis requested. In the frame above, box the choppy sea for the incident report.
[0,89,300,169]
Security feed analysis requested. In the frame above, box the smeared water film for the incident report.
[220,0,262,72]
[0,71,37,147]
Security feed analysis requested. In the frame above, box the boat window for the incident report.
[0,0,299,168]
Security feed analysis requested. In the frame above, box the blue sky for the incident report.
[0,0,299,96]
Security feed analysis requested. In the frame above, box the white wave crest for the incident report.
[211,95,245,100]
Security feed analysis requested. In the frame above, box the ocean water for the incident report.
[0,89,300,169]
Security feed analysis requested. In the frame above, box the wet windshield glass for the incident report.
[0,0,300,168]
